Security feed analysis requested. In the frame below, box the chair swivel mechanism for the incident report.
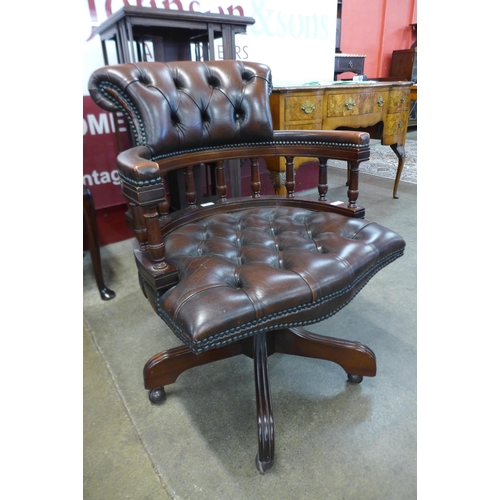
[88,60,405,473]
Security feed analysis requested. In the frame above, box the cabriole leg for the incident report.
[390,144,406,199]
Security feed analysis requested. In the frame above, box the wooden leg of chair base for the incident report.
[272,327,376,381]
[253,332,275,473]
[143,342,245,403]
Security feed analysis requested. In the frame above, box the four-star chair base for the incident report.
[143,327,376,472]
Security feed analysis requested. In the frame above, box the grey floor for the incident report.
[83,131,416,499]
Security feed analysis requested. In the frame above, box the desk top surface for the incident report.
[272,81,413,93]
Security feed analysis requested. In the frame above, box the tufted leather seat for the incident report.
[158,205,403,353]
[89,60,405,473]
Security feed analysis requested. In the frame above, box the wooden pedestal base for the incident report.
[143,327,376,473]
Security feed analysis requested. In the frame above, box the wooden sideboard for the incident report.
[268,81,413,198]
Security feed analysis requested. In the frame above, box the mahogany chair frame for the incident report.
[88,60,404,473]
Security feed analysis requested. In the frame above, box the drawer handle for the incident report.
[348,60,354,68]
[401,96,406,103]
[345,97,356,110]
[301,101,315,114]
[377,96,385,107]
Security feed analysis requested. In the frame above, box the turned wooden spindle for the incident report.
[215,160,227,202]
[347,161,360,208]
[250,158,261,198]
[129,201,149,251]
[157,191,170,220]
[285,156,295,198]
[184,165,197,208]
[318,157,328,201]
[142,206,167,269]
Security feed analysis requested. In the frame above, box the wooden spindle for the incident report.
[143,206,167,269]
[129,201,148,251]
[318,157,328,201]
[250,157,261,198]
[215,160,227,202]
[157,176,170,219]
[285,156,295,198]
[347,161,359,208]
[184,165,197,209]
[158,198,170,219]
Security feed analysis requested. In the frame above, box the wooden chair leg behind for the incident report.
[83,185,115,301]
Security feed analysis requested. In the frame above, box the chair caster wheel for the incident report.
[347,374,363,384]
[149,387,166,404]
[255,453,274,474]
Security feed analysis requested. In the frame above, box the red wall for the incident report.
[340,0,416,78]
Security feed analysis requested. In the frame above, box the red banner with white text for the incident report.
[83,96,130,209]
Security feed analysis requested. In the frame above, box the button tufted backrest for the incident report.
[88,60,274,157]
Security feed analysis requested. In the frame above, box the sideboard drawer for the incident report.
[387,89,410,113]
[384,112,409,140]
[326,91,389,117]
[285,122,322,130]
[284,95,323,122]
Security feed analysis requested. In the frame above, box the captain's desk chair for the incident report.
[88,60,405,473]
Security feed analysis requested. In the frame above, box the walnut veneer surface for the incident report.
[269,82,413,198]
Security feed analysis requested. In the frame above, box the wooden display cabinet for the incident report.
[390,49,417,126]
[390,49,417,82]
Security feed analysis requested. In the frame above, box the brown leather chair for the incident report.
[88,60,405,473]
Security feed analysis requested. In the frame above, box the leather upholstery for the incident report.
[88,60,405,353]
[89,60,274,156]
[157,203,405,353]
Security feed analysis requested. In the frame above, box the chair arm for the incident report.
[116,145,165,207]
[272,129,370,160]
[117,145,159,182]
[274,129,369,145]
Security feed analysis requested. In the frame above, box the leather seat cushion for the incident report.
[156,206,405,353]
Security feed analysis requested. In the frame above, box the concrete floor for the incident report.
[83,136,416,499]
[84,322,169,498]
